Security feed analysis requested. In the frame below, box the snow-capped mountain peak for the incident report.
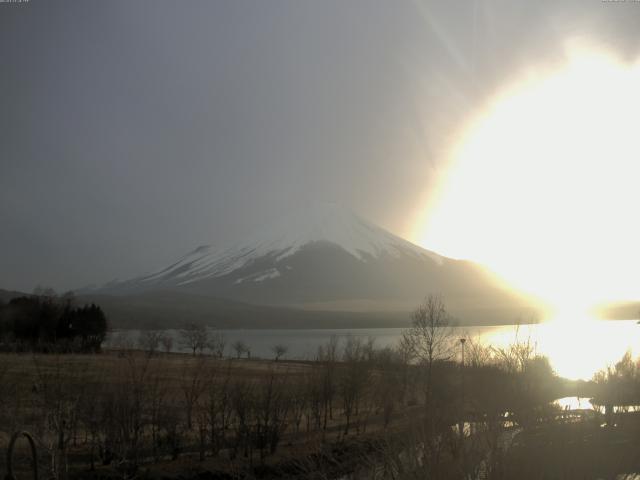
[136,203,442,287]
[81,203,535,325]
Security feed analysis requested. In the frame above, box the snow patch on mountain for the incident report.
[253,268,281,282]
[233,268,282,285]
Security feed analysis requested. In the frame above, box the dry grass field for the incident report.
[0,348,420,479]
[1,331,633,479]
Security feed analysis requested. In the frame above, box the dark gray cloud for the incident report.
[1,0,639,291]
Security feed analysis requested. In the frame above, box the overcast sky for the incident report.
[2,0,639,292]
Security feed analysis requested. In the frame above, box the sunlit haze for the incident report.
[479,320,640,380]
[416,40,640,319]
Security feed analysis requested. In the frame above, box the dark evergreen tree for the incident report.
[0,292,108,352]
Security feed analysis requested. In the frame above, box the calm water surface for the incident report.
[107,320,640,381]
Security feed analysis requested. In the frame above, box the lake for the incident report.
[106,319,640,381]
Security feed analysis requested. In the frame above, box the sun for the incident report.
[416,41,640,320]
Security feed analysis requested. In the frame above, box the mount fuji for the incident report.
[82,204,540,327]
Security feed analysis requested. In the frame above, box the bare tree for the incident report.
[180,357,208,430]
[317,335,339,429]
[465,335,494,367]
[145,360,171,462]
[77,378,105,471]
[180,323,208,356]
[119,351,153,469]
[111,330,134,351]
[396,334,416,405]
[288,382,308,434]
[137,330,162,356]
[340,336,370,435]
[271,344,288,361]
[254,369,291,459]
[363,336,376,362]
[402,295,454,410]
[32,354,88,479]
[232,340,248,359]
[160,334,173,354]
[304,366,324,431]
[202,361,234,456]
[207,331,226,358]
[372,347,402,428]
[229,377,255,459]
[492,325,536,374]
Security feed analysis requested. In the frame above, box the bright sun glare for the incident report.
[417,41,640,321]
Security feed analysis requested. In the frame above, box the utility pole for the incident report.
[459,337,466,422]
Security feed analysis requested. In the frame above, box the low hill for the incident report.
[77,290,411,330]
[0,288,30,303]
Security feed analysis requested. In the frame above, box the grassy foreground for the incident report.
[2,342,639,479]
[0,349,423,479]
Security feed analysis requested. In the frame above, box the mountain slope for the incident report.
[86,204,542,324]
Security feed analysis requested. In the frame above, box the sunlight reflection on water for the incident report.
[554,396,594,410]
[472,319,640,380]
